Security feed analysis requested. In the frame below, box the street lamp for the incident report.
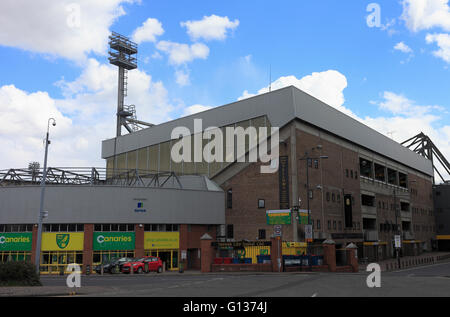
[299,147,328,269]
[393,179,416,269]
[34,118,56,274]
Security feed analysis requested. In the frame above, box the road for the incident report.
[39,261,450,297]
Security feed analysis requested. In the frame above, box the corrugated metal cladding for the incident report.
[102,86,433,176]
[0,185,225,225]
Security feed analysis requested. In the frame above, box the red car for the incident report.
[121,256,163,274]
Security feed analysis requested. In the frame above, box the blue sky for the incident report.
[0,0,449,177]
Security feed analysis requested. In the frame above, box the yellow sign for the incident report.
[144,232,179,250]
[41,232,84,251]
[437,235,450,240]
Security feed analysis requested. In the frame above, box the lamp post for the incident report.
[300,147,328,269]
[393,179,416,269]
[34,118,56,274]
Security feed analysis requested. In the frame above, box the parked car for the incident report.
[95,257,133,274]
[121,256,163,274]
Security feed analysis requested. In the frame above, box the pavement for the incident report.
[1,259,450,297]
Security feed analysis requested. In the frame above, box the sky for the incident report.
[0,0,449,180]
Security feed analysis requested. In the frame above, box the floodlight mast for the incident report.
[108,32,138,137]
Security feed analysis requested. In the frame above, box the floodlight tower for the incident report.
[108,32,138,137]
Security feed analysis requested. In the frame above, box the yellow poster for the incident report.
[144,232,179,250]
[41,232,84,251]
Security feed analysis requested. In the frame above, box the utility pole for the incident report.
[35,118,56,274]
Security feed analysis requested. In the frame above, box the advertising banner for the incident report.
[144,232,179,250]
[266,210,291,225]
[93,232,135,251]
[41,232,84,251]
[0,233,32,251]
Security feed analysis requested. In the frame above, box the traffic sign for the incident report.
[394,235,401,248]
[274,225,282,237]
[305,224,313,242]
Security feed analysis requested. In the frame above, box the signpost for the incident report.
[274,225,282,237]
[266,210,291,225]
[305,225,313,242]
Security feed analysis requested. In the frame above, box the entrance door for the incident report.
[159,251,171,270]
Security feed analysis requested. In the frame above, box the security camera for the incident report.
[52,122,56,127]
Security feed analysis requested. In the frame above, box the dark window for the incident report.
[326,192,330,201]
[328,220,331,230]
[258,229,266,240]
[337,194,341,203]
[332,193,335,202]
[361,195,375,207]
[360,158,373,178]
[387,168,398,185]
[399,172,408,188]
[333,221,337,230]
[374,164,386,182]
[227,189,232,209]
[94,224,101,231]
[317,220,321,230]
[350,170,354,178]
[308,158,313,168]
[226,225,234,239]
[346,169,349,177]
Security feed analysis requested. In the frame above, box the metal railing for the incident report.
[0,167,184,189]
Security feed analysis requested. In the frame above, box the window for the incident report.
[350,170,354,178]
[361,195,375,207]
[326,192,330,201]
[346,169,349,177]
[387,168,398,185]
[258,229,266,240]
[314,160,319,169]
[359,158,373,178]
[0,224,33,232]
[399,172,408,188]
[328,220,331,230]
[332,193,335,202]
[333,221,337,230]
[337,194,341,203]
[226,225,234,239]
[227,189,232,209]
[374,163,386,182]
[308,158,313,168]
[309,190,313,199]
[317,220,321,230]
[258,199,265,209]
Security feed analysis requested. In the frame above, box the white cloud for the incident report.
[238,70,354,117]
[0,58,177,169]
[181,15,239,41]
[0,0,136,62]
[175,69,190,86]
[131,18,164,44]
[156,41,209,65]
[426,33,450,62]
[238,71,450,180]
[394,42,413,53]
[401,0,450,32]
[183,104,213,116]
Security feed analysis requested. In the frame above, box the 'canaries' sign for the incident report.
[93,232,135,251]
[0,233,32,251]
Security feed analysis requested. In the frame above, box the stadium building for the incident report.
[0,86,438,272]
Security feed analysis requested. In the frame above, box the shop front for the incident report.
[40,232,84,274]
[0,232,32,262]
[144,232,179,271]
[92,232,135,266]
